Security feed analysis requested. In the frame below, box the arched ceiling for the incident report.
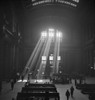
[19,0,95,47]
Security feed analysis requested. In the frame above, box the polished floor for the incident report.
[0,77,95,100]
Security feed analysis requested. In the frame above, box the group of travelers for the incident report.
[65,86,74,100]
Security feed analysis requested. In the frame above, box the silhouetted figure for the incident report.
[16,72,20,80]
[70,86,74,98]
[21,75,24,81]
[75,79,77,86]
[10,79,14,90]
[45,91,49,100]
[65,89,70,100]
[28,73,31,81]
[79,78,82,84]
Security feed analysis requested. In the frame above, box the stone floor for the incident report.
[0,77,95,100]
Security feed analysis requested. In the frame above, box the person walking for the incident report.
[65,89,70,100]
[70,86,74,98]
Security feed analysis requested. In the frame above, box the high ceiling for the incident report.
[21,0,82,47]
[2,0,94,47]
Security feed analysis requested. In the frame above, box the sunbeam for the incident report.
[22,28,62,80]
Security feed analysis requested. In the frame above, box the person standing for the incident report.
[21,75,24,81]
[10,79,15,90]
[70,86,74,98]
[75,78,77,86]
[65,89,70,100]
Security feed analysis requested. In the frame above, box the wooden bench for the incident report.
[16,92,60,100]
[76,84,95,90]
[81,88,95,94]
[25,83,56,88]
[21,87,57,93]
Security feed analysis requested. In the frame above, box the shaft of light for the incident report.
[56,38,61,73]
[37,37,52,79]
[21,37,42,77]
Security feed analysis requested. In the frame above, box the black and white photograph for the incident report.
[0,0,95,100]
